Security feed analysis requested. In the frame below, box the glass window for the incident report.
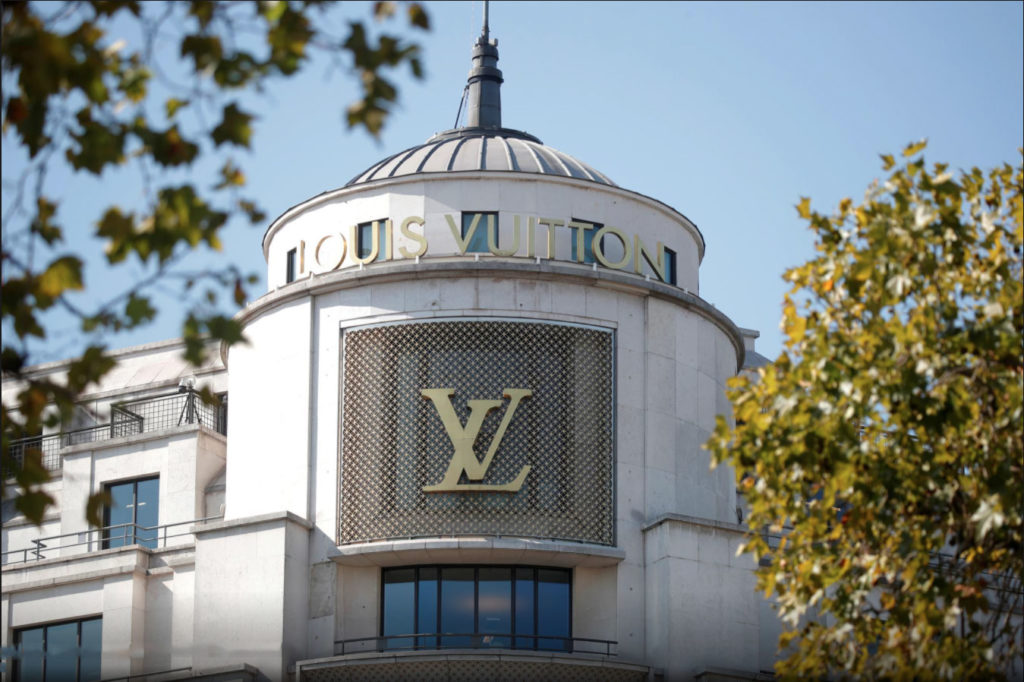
[14,618,102,682]
[103,477,159,549]
[537,568,571,651]
[514,567,535,649]
[380,565,570,652]
[285,248,297,283]
[664,247,677,285]
[478,567,511,648]
[570,219,603,264]
[461,212,497,253]
[441,567,475,647]
[382,568,415,649]
[357,220,386,261]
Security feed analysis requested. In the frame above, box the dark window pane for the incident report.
[514,567,535,649]
[570,220,602,264]
[664,247,677,285]
[44,622,78,682]
[537,569,570,651]
[417,568,438,649]
[383,569,416,648]
[358,220,385,261]
[441,567,475,647]
[134,478,159,549]
[16,627,44,682]
[104,481,135,548]
[462,213,495,253]
[286,248,296,283]
[478,568,511,647]
[79,620,102,682]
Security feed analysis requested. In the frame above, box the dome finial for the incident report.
[465,1,503,129]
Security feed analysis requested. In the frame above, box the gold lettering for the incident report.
[526,216,538,258]
[422,388,533,493]
[568,220,592,263]
[299,239,306,274]
[399,216,427,258]
[490,214,520,256]
[634,235,666,281]
[314,234,346,271]
[349,221,381,265]
[536,217,563,259]
[593,225,631,269]
[447,213,480,254]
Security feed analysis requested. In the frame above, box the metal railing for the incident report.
[334,633,618,657]
[6,389,226,474]
[1,516,223,565]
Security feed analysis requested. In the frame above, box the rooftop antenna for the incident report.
[465,0,503,129]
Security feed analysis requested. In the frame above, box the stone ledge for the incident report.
[193,510,313,536]
[331,536,626,568]
[642,512,747,536]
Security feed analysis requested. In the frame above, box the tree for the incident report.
[1,0,429,524]
[707,142,1023,679]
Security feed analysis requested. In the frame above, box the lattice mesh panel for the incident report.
[340,320,614,545]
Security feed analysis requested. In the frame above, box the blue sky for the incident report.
[3,1,1023,364]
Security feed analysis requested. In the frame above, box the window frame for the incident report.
[461,211,498,253]
[569,218,603,264]
[380,564,572,652]
[102,476,159,550]
[13,617,102,682]
[285,247,297,283]
[664,246,677,285]
[357,219,387,261]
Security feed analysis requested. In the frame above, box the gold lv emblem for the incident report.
[421,388,532,493]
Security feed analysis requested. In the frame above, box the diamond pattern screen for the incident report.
[339,320,614,546]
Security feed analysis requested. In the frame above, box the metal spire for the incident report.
[465,0,502,129]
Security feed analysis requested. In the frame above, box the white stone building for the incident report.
[2,14,780,682]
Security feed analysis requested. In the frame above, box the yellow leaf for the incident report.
[797,197,812,219]
[902,139,927,158]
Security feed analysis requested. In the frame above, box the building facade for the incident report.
[2,16,780,682]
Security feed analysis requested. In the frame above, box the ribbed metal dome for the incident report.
[345,7,615,189]
[345,127,616,188]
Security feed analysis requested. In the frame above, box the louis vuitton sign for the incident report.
[339,320,614,546]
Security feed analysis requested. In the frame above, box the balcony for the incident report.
[7,389,226,473]
[2,516,223,565]
[299,635,650,681]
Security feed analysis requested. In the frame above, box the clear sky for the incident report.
[3,1,1023,365]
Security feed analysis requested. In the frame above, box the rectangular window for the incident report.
[14,618,101,682]
[285,248,297,283]
[381,565,571,652]
[103,477,159,549]
[461,212,497,253]
[358,220,387,261]
[570,219,603,264]
[664,247,677,285]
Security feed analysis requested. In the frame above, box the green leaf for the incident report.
[85,490,112,527]
[165,97,189,119]
[65,109,127,174]
[65,345,115,393]
[180,34,223,72]
[407,3,430,29]
[211,103,253,147]
[37,256,84,299]
[124,293,156,327]
[30,197,63,245]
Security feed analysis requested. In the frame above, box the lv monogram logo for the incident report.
[421,388,532,493]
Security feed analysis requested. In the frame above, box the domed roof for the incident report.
[345,127,615,187]
[345,8,614,189]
